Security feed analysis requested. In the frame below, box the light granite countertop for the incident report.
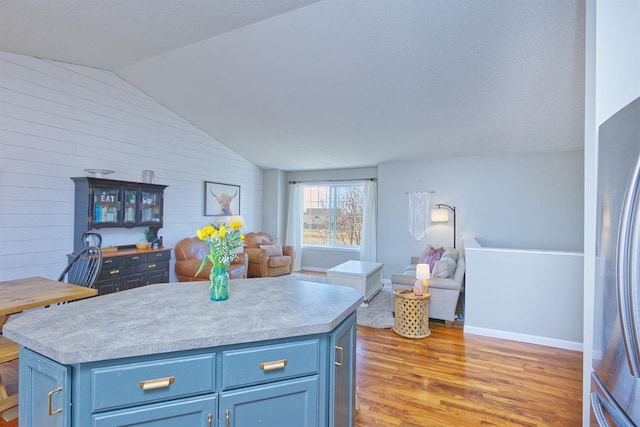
[3,277,362,365]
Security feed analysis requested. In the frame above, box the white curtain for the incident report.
[285,182,303,272]
[360,180,377,262]
[407,191,430,241]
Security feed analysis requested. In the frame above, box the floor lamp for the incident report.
[430,204,456,248]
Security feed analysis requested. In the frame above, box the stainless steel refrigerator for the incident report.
[592,96,640,426]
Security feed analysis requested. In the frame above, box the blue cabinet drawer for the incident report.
[222,339,319,390]
[92,395,216,427]
[91,353,215,411]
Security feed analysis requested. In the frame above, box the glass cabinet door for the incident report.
[123,189,137,225]
[92,187,120,226]
[139,190,163,225]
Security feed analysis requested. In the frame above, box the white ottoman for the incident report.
[327,260,383,302]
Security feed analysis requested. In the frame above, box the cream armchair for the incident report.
[391,249,465,328]
[243,232,295,277]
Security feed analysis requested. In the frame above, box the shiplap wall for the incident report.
[0,51,263,282]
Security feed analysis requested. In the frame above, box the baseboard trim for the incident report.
[299,266,327,273]
[463,325,583,352]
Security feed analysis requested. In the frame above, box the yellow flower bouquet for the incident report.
[195,219,244,300]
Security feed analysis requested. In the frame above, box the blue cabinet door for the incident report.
[219,376,319,427]
[330,313,356,427]
[18,347,71,427]
[91,395,216,427]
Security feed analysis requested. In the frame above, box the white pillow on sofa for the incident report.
[432,256,456,278]
[260,244,283,257]
[441,249,459,261]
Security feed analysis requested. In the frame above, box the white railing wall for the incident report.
[463,237,584,351]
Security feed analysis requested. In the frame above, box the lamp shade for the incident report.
[230,215,245,227]
[430,208,449,222]
[416,263,431,280]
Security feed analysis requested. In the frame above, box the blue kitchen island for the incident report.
[3,277,362,427]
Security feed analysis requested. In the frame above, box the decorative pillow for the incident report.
[441,249,458,261]
[260,244,283,257]
[432,257,457,278]
[420,245,444,271]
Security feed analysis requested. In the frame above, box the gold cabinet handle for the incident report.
[208,413,212,427]
[139,376,175,390]
[148,263,156,269]
[260,359,288,371]
[47,386,63,416]
[335,345,344,366]
[225,409,231,427]
[110,269,120,275]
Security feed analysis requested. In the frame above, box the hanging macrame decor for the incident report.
[407,191,430,241]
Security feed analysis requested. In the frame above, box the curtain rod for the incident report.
[288,178,377,184]
[404,190,435,194]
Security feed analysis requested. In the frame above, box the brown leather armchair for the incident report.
[174,237,248,281]
[243,232,295,277]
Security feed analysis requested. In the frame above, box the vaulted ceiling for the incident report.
[0,0,585,171]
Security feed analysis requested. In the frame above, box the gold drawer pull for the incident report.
[335,345,344,366]
[225,409,231,427]
[47,386,63,416]
[260,359,288,371]
[110,269,120,275]
[139,376,175,390]
[148,263,156,269]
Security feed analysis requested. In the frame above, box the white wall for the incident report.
[262,169,288,241]
[278,152,583,277]
[583,0,640,424]
[464,238,583,351]
[377,151,584,279]
[0,51,263,282]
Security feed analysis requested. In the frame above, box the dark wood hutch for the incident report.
[71,177,171,295]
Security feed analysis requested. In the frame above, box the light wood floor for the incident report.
[355,323,583,426]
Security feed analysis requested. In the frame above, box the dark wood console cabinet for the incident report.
[94,249,172,295]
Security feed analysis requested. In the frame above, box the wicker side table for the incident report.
[393,289,431,338]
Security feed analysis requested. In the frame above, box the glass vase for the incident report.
[210,267,230,301]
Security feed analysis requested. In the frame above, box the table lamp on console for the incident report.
[413,263,431,296]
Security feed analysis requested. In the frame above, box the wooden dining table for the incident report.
[0,276,98,420]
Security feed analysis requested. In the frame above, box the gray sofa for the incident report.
[390,249,465,328]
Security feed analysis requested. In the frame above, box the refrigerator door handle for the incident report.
[592,373,636,427]
[592,390,635,427]
[591,391,614,427]
[617,153,640,377]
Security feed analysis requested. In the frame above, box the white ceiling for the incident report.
[0,0,585,171]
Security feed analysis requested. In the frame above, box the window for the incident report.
[302,183,363,248]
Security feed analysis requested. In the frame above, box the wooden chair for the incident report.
[58,246,102,288]
[0,336,19,413]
